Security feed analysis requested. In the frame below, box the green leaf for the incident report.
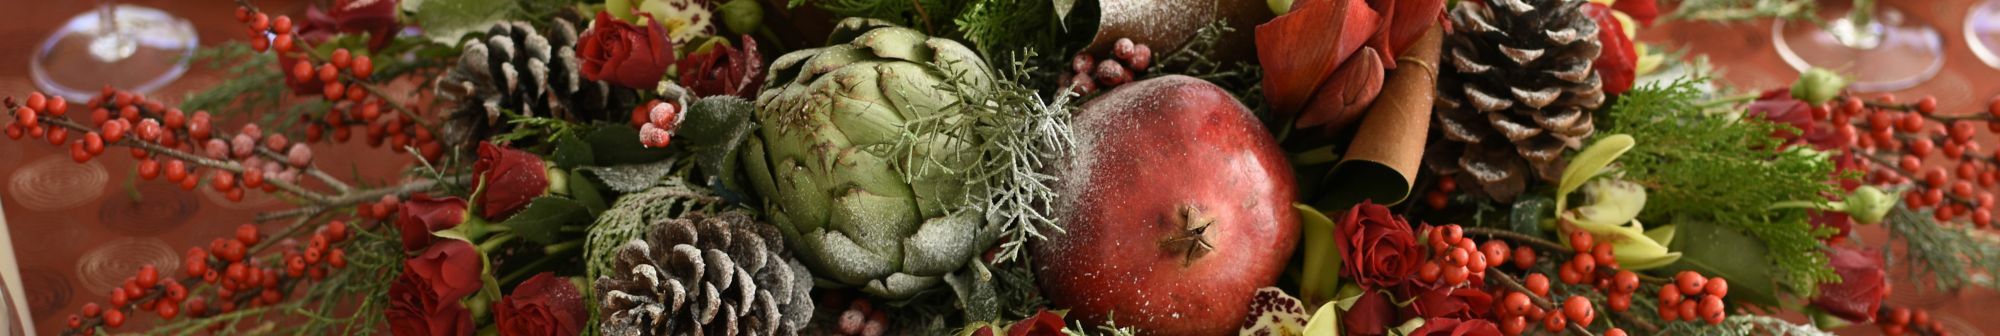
[1296,203,1341,305]
[1052,0,1077,24]
[414,0,520,45]
[550,134,595,169]
[1508,196,1552,236]
[1657,217,1781,307]
[580,159,679,193]
[500,197,590,245]
[569,170,609,214]
[681,96,758,197]
[583,125,673,165]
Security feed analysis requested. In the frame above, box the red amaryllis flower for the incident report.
[473,142,549,221]
[387,270,473,336]
[1407,318,1502,336]
[579,11,675,90]
[1408,285,1494,319]
[396,196,468,252]
[1813,245,1889,322]
[494,273,587,336]
[1612,0,1660,26]
[1342,290,1397,336]
[329,0,400,51]
[1337,200,1423,289]
[678,35,764,99]
[1583,3,1637,95]
[1747,88,1847,150]
[1256,0,1446,131]
[1007,309,1066,336]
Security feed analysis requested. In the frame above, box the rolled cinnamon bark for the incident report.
[1322,23,1443,207]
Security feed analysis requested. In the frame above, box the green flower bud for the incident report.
[1269,0,1295,15]
[718,0,764,35]
[545,166,569,196]
[1843,186,1895,225]
[1791,68,1848,104]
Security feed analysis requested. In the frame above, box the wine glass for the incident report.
[1970,0,2000,69]
[30,1,198,101]
[1772,0,1944,92]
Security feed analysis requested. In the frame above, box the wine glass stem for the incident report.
[89,0,137,63]
[1830,0,1884,49]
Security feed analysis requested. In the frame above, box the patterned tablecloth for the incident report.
[1,0,1996,335]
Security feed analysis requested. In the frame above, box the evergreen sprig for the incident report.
[140,216,404,335]
[917,50,1076,264]
[1601,78,1842,295]
[1660,315,1837,336]
[180,42,289,120]
[1665,0,1816,22]
[1883,205,2000,292]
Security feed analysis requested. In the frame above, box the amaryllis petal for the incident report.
[1295,47,1385,129]
[1376,0,1448,66]
[1812,245,1888,322]
[1257,0,1381,116]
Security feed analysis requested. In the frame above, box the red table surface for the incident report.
[1,0,1995,335]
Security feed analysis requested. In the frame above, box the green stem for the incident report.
[1769,200,1840,212]
[498,255,564,284]
[478,233,518,253]
[543,240,582,255]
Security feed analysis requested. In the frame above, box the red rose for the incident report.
[1813,245,1888,322]
[388,271,473,336]
[396,196,468,252]
[1341,290,1396,336]
[329,0,400,50]
[579,11,675,90]
[1583,3,1637,95]
[473,142,549,221]
[1408,318,1502,336]
[1409,285,1494,319]
[678,35,764,99]
[495,273,587,336]
[407,240,485,301]
[1337,201,1423,289]
[1007,309,1066,336]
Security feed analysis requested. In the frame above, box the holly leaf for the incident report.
[500,196,589,244]
[579,159,678,193]
[583,125,672,165]
[569,170,609,214]
[1656,217,1781,307]
[550,134,594,169]
[412,0,518,45]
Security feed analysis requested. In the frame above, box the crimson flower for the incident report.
[579,11,675,90]
[388,240,481,336]
[1341,290,1397,336]
[1747,88,1847,150]
[1256,0,1446,131]
[1583,3,1637,95]
[1408,318,1502,336]
[473,142,549,221]
[678,35,764,99]
[1813,245,1888,322]
[1408,285,1494,319]
[1337,200,1423,289]
[329,0,401,50]
[494,273,587,336]
[1007,309,1067,336]
[395,196,468,252]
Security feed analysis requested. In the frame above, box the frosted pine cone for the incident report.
[596,211,814,336]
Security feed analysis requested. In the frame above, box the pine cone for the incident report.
[436,18,634,146]
[597,212,815,336]
[1428,0,1605,202]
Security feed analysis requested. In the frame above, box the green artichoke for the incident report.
[741,18,1000,298]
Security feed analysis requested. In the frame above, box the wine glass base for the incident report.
[1772,5,1944,93]
[1969,0,2000,69]
[29,4,198,101]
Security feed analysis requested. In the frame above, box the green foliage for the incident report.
[1600,79,1841,295]
[501,196,593,244]
[1661,315,1836,336]
[180,42,290,120]
[921,50,1076,264]
[793,0,1070,58]
[1883,205,2000,292]
[1664,0,1815,22]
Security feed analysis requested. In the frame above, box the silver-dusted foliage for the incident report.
[596,211,814,336]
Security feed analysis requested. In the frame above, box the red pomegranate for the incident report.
[1034,75,1300,335]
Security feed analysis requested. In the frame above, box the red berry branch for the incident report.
[60,218,358,335]
[1803,92,2000,229]
[1878,306,1953,336]
[233,0,444,161]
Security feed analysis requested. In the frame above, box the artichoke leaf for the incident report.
[852,26,935,63]
[828,188,921,260]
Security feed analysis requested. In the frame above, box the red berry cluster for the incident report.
[630,100,683,148]
[355,194,405,220]
[834,299,889,336]
[62,221,352,335]
[1812,93,2000,229]
[4,89,319,203]
[236,5,443,162]
[1417,224,1490,287]
[1424,178,1459,209]
[1061,38,1153,96]
[1880,307,1951,336]
[1656,271,1729,325]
